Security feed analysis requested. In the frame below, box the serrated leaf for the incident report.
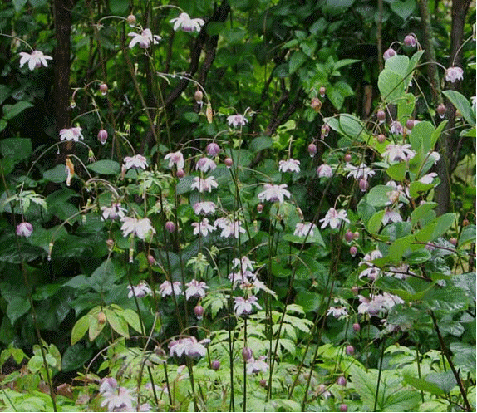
[71,315,90,345]
[122,309,142,334]
[288,50,307,74]
[391,0,416,20]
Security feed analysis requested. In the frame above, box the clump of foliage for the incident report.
[0,0,475,411]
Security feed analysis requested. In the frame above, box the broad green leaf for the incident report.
[357,199,376,224]
[183,112,199,123]
[0,138,32,162]
[326,0,354,7]
[409,121,435,155]
[386,162,407,180]
[403,374,445,395]
[104,308,129,338]
[328,81,354,110]
[61,343,92,372]
[43,164,67,184]
[250,135,273,152]
[2,101,33,120]
[382,390,421,411]
[339,114,364,138]
[385,55,410,77]
[378,69,406,103]
[13,0,27,12]
[397,93,416,121]
[450,342,476,374]
[110,0,129,15]
[366,185,392,207]
[289,50,307,74]
[90,260,120,292]
[88,315,105,341]
[0,120,7,134]
[122,308,142,334]
[411,202,436,226]
[409,181,435,198]
[366,209,385,234]
[423,287,469,312]
[29,0,48,6]
[87,160,121,175]
[391,0,416,20]
[7,296,31,324]
[443,90,475,126]
[425,371,457,393]
[71,315,90,345]
[459,224,475,246]
[0,85,10,105]
[295,291,321,312]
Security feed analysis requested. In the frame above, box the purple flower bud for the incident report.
[100,83,108,95]
[437,104,446,119]
[336,376,347,386]
[211,360,220,370]
[351,286,359,295]
[359,178,369,192]
[16,222,33,237]
[165,221,176,233]
[377,134,386,143]
[449,237,457,245]
[194,305,204,317]
[353,323,361,332]
[340,404,348,412]
[350,246,358,257]
[206,142,220,156]
[224,157,233,167]
[307,143,317,157]
[148,255,156,265]
[345,230,354,243]
[194,90,204,102]
[321,124,331,138]
[344,153,352,163]
[242,347,253,361]
[377,110,386,123]
[97,129,108,145]
[404,34,417,48]
[319,86,326,97]
[346,345,354,355]
[383,48,397,60]
[405,119,415,130]
[257,203,264,213]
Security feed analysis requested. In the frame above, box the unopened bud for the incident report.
[206,142,220,156]
[345,230,354,243]
[257,203,264,213]
[404,34,417,48]
[377,110,386,123]
[126,14,136,27]
[340,404,348,412]
[98,311,107,324]
[194,90,204,102]
[242,347,253,361]
[147,255,156,265]
[359,178,369,192]
[194,305,204,317]
[351,286,359,295]
[346,345,354,355]
[449,237,457,246]
[100,83,108,95]
[165,221,176,233]
[377,134,386,143]
[106,238,114,249]
[319,86,326,97]
[211,360,220,370]
[353,323,361,332]
[336,376,347,386]
[311,97,322,112]
[97,129,108,145]
[350,246,358,257]
[437,104,446,118]
[344,153,352,163]
[224,157,233,167]
[176,169,185,178]
[321,124,330,138]
[308,143,317,157]
[405,119,415,130]
[463,218,470,226]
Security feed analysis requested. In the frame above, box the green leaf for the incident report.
[326,0,354,7]
[378,68,406,103]
[0,120,7,134]
[29,0,48,6]
[90,260,121,292]
[459,224,475,246]
[411,202,436,226]
[403,374,445,395]
[250,136,273,152]
[386,162,407,181]
[12,0,28,12]
[450,342,476,374]
[109,0,129,15]
[443,90,475,126]
[122,309,142,334]
[0,85,11,105]
[410,121,435,155]
[382,390,421,411]
[425,371,457,393]
[366,185,392,207]
[366,210,385,234]
[61,343,92,372]
[0,138,32,162]
[391,0,416,20]
[43,164,67,184]
[87,160,121,175]
[71,315,90,345]
[2,101,33,120]
[288,50,307,74]
[295,291,321,312]
[397,93,416,121]
[88,315,105,341]
[7,296,31,324]
[183,112,199,123]
[104,308,129,338]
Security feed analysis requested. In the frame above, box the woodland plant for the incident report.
[0,0,475,412]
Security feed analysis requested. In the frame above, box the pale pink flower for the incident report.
[159,281,182,297]
[123,154,148,170]
[206,142,221,156]
[19,50,52,70]
[357,293,404,316]
[229,269,256,285]
[195,157,217,173]
[319,208,350,229]
[165,151,185,169]
[385,263,414,279]
[170,13,204,32]
[279,159,300,173]
[233,256,255,272]
[101,203,127,220]
[60,127,83,142]
[317,164,333,178]
[128,28,160,48]
[345,163,375,180]
[191,176,218,193]
[390,121,403,135]
[191,218,215,237]
[120,217,155,239]
[234,296,262,317]
[293,222,316,237]
[214,217,246,238]
[327,306,348,319]
[420,172,437,184]
[227,114,248,127]
[169,336,207,358]
[382,144,415,163]
[128,281,151,298]
[100,382,134,412]
[16,222,33,237]
[185,279,208,300]
[445,66,464,83]
[428,151,441,164]
[382,207,402,225]
[193,201,216,215]
[246,356,269,375]
[258,183,291,204]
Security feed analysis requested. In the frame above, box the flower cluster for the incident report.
[169,336,208,358]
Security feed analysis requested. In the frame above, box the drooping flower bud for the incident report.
[359,178,369,192]
[194,90,204,102]
[126,14,136,27]
[307,143,317,157]
[16,222,33,237]
[242,347,253,361]
[257,203,264,213]
[449,237,457,246]
[405,119,415,131]
[345,230,354,243]
[100,83,108,95]
[377,110,386,124]
[194,305,204,317]
[319,86,326,97]
[321,123,331,138]
[437,104,446,119]
[352,323,361,332]
[165,221,176,233]
[211,360,220,370]
[97,129,108,145]
[176,169,185,178]
[346,345,354,355]
[311,97,322,112]
[350,246,358,257]
[340,404,348,412]
[206,142,220,156]
[224,157,233,168]
[344,153,352,163]
[336,376,347,387]
[377,134,386,143]
[383,48,396,60]
[403,34,417,48]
